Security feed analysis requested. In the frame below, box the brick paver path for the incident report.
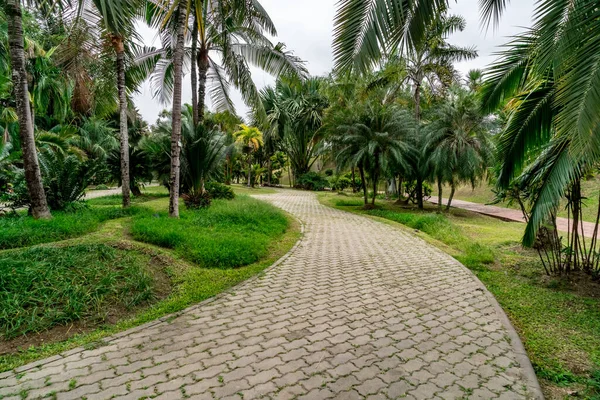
[0,190,542,399]
[436,197,596,238]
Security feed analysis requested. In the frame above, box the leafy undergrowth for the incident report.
[86,193,168,206]
[0,189,298,372]
[0,244,156,339]
[0,206,144,250]
[130,195,288,268]
[320,192,600,399]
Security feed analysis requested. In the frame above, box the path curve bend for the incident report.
[0,190,542,399]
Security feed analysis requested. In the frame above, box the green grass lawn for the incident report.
[434,176,600,223]
[318,192,600,399]
[0,187,299,372]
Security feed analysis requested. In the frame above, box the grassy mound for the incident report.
[0,244,156,339]
[130,195,288,268]
[0,206,144,250]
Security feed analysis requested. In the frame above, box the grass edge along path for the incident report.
[317,192,600,399]
[0,197,301,373]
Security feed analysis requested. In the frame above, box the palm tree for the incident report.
[74,0,145,208]
[426,88,493,210]
[465,69,483,93]
[234,124,263,187]
[142,0,307,125]
[335,102,414,207]
[3,0,51,218]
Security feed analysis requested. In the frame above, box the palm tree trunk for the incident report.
[247,157,252,187]
[437,179,442,209]
[197,47,209,123]
[371,176,377,205]
[114,36,131,208]
[446,184,456,211]
[5,0,50,219]
[190,13,199,127]
[416,177,424,209]
[414,81,421,121]
[267,157,272,186]
[351,168,356,192]
[168,4,186,218]
[358,166,367,205]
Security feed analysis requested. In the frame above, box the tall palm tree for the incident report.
[233,124,263,187]
[3,0,51,218]
[74,0,145,208]
[141,0,307,124]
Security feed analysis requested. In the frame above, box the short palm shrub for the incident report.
[296,172,328,191]
[182,190,212,209]
[330,176,352,192]
[205,181,235,200]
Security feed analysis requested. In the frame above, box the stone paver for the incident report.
[0,190,542,399]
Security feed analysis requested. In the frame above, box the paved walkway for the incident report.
[437,197,597,238]
[0,191,542,399]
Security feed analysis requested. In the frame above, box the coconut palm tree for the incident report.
[72,0,146,208]
[3,0,51,218]
[234,124,263,187]
[142,0,307,125]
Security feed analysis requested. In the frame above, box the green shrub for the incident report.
[324,169,334,176]
[205,181,235,200]
[0,244,155,338]
[296,172,328,191]
[130,196,288,268]
[330,176,352,192]
[94,184,109,190]
[182,190,212,209]
[0,206,144,249]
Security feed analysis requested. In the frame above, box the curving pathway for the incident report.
[0,190,542,399]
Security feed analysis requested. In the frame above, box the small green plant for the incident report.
[296,172,328,191]
[205,182,235,200]
[94,184,109,190]
[69,379,77,389]
[182,190,212,209]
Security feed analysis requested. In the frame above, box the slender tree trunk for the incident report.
[190,13,199,127]
[197,47,209,122]
[351,167,356,192]
[5,0,51,219]
[414,81,421,121]
[371,176,377,205]
[114,37,131,208]
[247,156,252,187]
[437,179,442,209]
[267,157,272,186]
[446,184,456,211]
[168,4,186,218]
[416,177,424,209]
[358,166,368,205]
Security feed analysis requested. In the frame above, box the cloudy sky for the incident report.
[132,0,535,124]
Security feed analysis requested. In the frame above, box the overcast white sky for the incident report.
[132,0,535,124]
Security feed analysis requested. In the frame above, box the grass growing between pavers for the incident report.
[0,188,299,373]
[318,192,600,399]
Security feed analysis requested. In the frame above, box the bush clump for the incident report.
[296,172,328,191]
[205,181,235,200]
